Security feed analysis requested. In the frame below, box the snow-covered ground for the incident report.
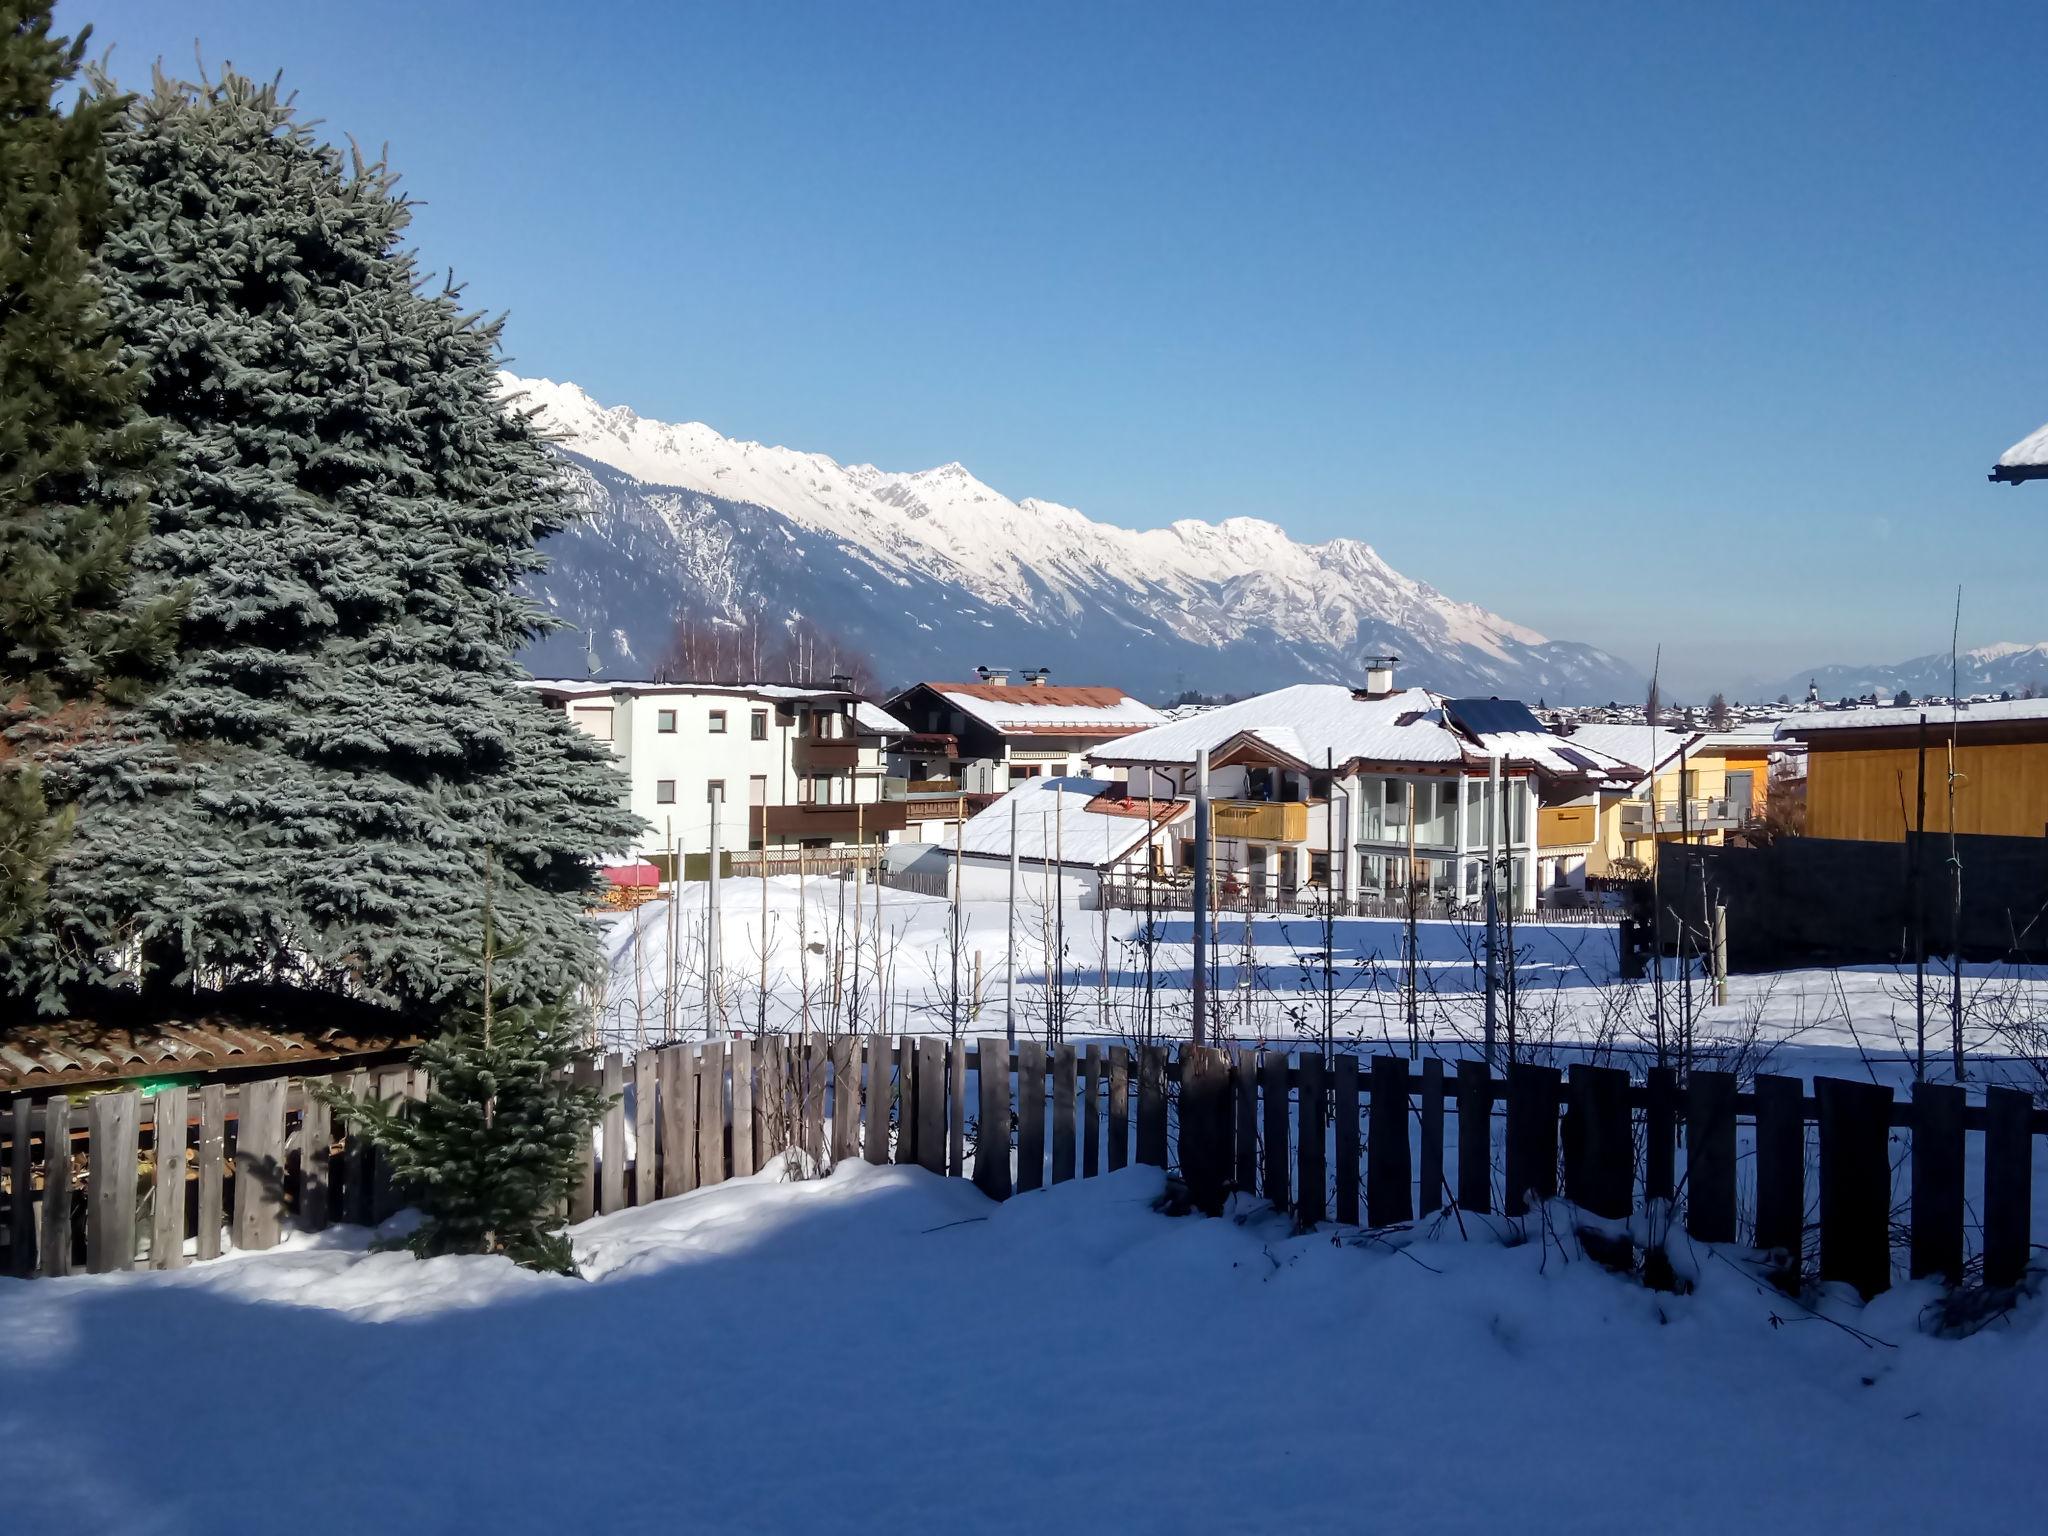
[5,1157,2041,1534]
[596,878,2048,1096]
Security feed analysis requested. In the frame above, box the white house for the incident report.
[530,680,909,862]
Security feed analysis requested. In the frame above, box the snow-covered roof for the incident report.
[1088,684,1466,769]
[908,682,1166,736]
[1998,420,2048,468]
[956,776,1187,868]
[524,679,905,734]
[1555,724,1697,776]
[1777,697,2048,738]
[852,700,908,734]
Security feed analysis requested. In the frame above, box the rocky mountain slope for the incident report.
[1770,642,2048,703]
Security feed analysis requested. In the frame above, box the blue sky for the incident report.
[67,1,2048,695]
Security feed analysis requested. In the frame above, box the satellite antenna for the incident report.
[584,627,601,679]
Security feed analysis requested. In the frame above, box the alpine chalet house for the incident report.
[1086,660,1635,912]
[883,669,1167,841]
[1989,416,2048,485]
[1556,723,1771,875]
[531,680,907,866]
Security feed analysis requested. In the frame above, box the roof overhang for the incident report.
[1990,461,2048,485]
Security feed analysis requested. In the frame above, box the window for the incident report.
[1309,851,1332,887]
[656,709,677,733]
[570,706,613,742]
[655,780,676,804]
[749,774,768,806]
[708,710,727,734]
[751,710,768,740]
[706,779,725,803]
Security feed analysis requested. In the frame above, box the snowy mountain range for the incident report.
[506,374,1646,703]
[1768,642,2048,703]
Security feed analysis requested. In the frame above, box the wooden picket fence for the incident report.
[6,1041,2043,1303]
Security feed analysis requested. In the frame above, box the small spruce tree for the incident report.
[322,863,608,1272]
[0,3,180,939]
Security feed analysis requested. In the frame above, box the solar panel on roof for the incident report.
[1444,697,1547,738]
[1554,747,1603,772]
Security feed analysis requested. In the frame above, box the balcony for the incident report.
[1211,799,1309,842]
[752,801,909,842]
[1620,797,1744,837]
[792,737,861,772]
[1538,804,1598,848]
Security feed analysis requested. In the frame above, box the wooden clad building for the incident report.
[1778,700,2048,843]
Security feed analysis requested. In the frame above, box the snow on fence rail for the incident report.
[5,1044,2043,1300]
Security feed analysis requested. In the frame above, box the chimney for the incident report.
[1359,655,1399,700]
[975,665,1011,686]
[1022,667,1051,688]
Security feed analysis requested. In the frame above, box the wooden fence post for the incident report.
[1296,1052,1326,1228]
[893,1035,915,1168]
[150,1085,189,1269]
[1418,1058,1444,1216]
[1085,1045,1106,1179]
[598,1053,627,1214]
[87,1090,140,1273]
[1137,1045,1168,1170]
[1366,1056,1413,1228]
[1261,1050,1290,1209]
[1333,1054,1361,1225]
[1051,1044,1078,1185]
[1684,1070,1737,1244]
[1503,1063,1559,1219]
[658,1046,691,1197]
[1564,1064,1630,1222]
[1180,1045,1232,1216]
[369,1067,407,1223]
[730,1038,756,1180]
[1752,1073,1804,1270]
[196,1085,225,1261]
[862,1034,892,1164]
[1107,1046,1130,1172]
[297,1081,331,1234]
[9,1096,35,1276]
[805,1034,828,1169]
[1908,1080,1964,1285]
[827,1035,855,1169]
[1454,1059,1491,1215]
[40,1095,71,1277]
[1815,1076,1892,1300]
[1017,1040,1047,1191]
[974,1038,1011,1200]
[234,1078,288,1252]
[916,1037,946,1176]
[949,1036,967,1179]
[634,1050,660,1204]
[341,1068,371,1225]
[1982,1085,2033,1290]
[1231,1048,1257,1196]
[697,1041,727,1187]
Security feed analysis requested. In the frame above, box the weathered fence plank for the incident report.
[949,1037,967,1178]
[1366,1056,1413,1228]
[1051,1044,1078,1185]
[1644,1067,1678,1206]
[150,1085,188,1269]
[1137,1045,1169,1170]
[893,1034,916,1168]
[1815,1076,1892,1300]
[1685,1070,1738,1243]
[975,1037,1011,1200]
[1180,1045,1232,1216]
[341,1068,371,1225]
[1418,1058,1444,1216]
[1455,1058,1491,1214]
[827,1035,855,1169]
[40,1095,71,1277]
[916,1037,947,1176]
[1085,1045,1106,1180]
[1261,1050,1290,1209]
[1296,1052,1326,1228]
[634,1050,660,1204]
[370,1067,407,1222]
[1503,1063,1559,1218]
[88,1091,140,1273]
[1982,1085,2033,1289]
[697,1042,727,1187]
[659,1046,691,1197]
[1333,1054,1360,1225]
[862,1034,892,1164]
[1231,1048,1257,1195]
[196,1085,225,1262]
[1908,1080,1964,1285]
[1752,1073,1803,1268]
[9,1095,35,1276]
[233,1077,288,1252]
[599,1053,627,1214]
[1565,1064,1630,1222]
[1107,1046,1130,1173]
[1017,1040,1047,1191]
[297,1084,331,1235]
[730,1038,756,1180]
[805,1034,828,1169]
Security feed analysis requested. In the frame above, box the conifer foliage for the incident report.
[323,866,607,1273]
[4,69,639,1009]
[0,4,179,939]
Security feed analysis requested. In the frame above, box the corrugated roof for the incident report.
[1777,697,2048,737]
[906,681,1166,735]
[0,1009,421,1094]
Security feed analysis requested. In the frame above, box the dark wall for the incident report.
[1654,834,2048,970]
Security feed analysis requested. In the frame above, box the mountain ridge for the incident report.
[1766,642,2048,702]
[506,374,1646,703]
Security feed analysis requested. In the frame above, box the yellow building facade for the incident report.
[1786,714,2048,842]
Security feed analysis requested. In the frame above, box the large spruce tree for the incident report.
[3,68,639,1011]
[0,4,180,940]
